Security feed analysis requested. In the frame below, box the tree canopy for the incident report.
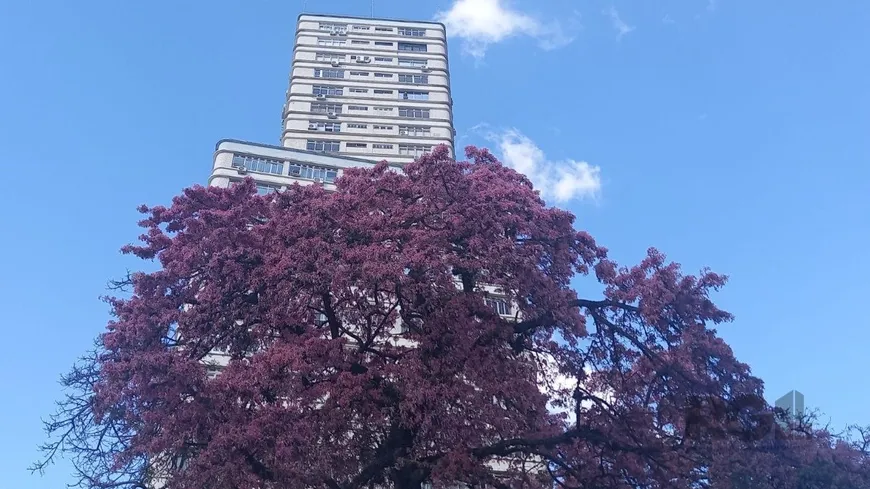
[36,146,870,489]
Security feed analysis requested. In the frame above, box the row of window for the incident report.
[313,69,430,85]
[314,53,429,68]
[310,103,431,119]
[231,154,340,183]
[307,121,433,136]
[232,154,283,175]
[313,85,430,100]
[313,52,428,68]
[319,23,427,37]
[307,140,433,156]
[315,38,428,52]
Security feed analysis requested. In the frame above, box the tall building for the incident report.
[284,14,454,165]
[208,14,454,192]
[775,389,805,419]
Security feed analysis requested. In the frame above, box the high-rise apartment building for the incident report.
[283,14,454,165]
[209,14,454,192]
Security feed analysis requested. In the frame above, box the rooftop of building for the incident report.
[297,12,446,29]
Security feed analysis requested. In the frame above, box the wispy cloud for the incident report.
[435,0,576,59]
[478,126,602,203]
[605,6,635,40]
[707,0,718,11]
[662,13,675,24]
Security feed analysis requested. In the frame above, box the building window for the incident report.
[232,154,284,175]
[374,107,394,113]
[349,71,369,77]
[315,52,345,62]
[398,42,427,52]
[317,39,347,47]
[352,25,370,31]
[313,85,343,96]
[398,144,432,156]
[346,123,368,129]
[256,184,280,195]
[400,90,429,100]
[348,105,368,111]
[314,68,344,79]
[311,102,342,114]
[373,89,394,94]
[374,41,393,46]
[373,143,394,149]
[398,58,427,67]
[349,87,368,93]
[351,40,370,45]
[485,298,512,316]
[319,23,348,33]
[306,140,341,153]
[374,56,393,62]
[399,107,430,119]
[373,124,393,130]
[289,164,339,183]
[375,27,393,32]
[308,121,341,132]
[398,27,426,37]
[398,74,429,84]
[399,125,431,136]
[346,142,367,148]
[374,72,393,78]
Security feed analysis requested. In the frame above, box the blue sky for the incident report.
[1,0,868,487]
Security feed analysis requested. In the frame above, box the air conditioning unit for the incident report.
[316,94,327,100]
[327,112,338,119]
[289,167,301,176]
[421,66,431,72]
[329,31,338,36]
[308,124,318,130]
[314,177,324,183]
[330,60,341,67]
[337,31,347,37]
[236,166,247,175]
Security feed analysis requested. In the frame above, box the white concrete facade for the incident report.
[283,14,454,165]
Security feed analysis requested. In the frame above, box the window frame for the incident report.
[232,154,284,175]
[310,102,343,114]
[397,42,427,52]
[398,27,426,37]
[306,140,341,153]
[398,73,429,84]
[308,121,342,132]
[400,90,429,100]
[312,85,344,96]
[314,68,345,79]
[398,107,430,119]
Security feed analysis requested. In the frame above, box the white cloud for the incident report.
[605,6,635,40]
[482,127,602,203]
[662,13,676,24]
[435,0,575,58]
